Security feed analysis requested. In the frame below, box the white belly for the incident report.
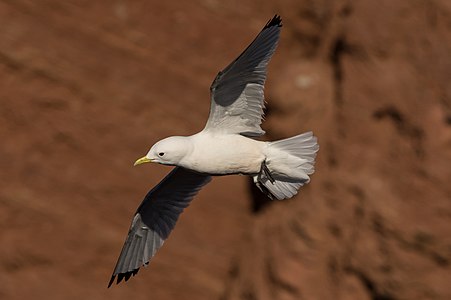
[180,133,265,175]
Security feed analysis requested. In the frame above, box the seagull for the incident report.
[108,15,318,287]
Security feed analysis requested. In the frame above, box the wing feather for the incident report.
[108,167,211,287]
[204,15,282,136]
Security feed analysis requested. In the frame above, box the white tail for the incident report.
[254,131,319,200]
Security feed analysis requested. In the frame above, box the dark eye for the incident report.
[158,152,165,157]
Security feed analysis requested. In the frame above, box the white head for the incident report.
[134,136,192,166]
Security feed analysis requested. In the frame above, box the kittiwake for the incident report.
[108,15,319,287]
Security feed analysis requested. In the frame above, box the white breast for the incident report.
[180,132,265,175]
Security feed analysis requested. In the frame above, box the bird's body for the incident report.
[108,15,319,287]
[176,132,265,175]
[164,131,316,184]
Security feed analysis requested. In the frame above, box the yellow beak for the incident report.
[134,156,153,166]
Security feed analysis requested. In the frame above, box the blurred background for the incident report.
[1,1,451,299]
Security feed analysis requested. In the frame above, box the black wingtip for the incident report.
[108,275,116,288]
[107,268,141,288]
[264,14,282,29]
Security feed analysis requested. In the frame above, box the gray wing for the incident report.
[203,15,282,137]
[108,167,211,287]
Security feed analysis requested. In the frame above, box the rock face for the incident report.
[1,1,450,300]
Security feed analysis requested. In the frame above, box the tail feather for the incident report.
[255,132,319,200]
[269,131,318,162]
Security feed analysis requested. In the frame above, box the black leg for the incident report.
[261,160,275,183]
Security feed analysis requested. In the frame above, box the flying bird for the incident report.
[108,15,318,287]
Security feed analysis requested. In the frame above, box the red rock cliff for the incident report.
[0,1,450,299]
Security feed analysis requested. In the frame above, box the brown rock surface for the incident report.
[1,1,450,299]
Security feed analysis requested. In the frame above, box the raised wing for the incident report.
[108,167,211,287]
[204,15,282,137]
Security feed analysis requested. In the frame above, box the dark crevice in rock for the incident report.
[328,255,340,283]
[292,2,331,58]
[0,51,23,71]
[371,213,450,267]
[445,114,451,125]
[373,106,403,124]
[345,267,395,300]
[397,233,450,267]
[266,259,301,297]
[219,259,243,300]
[373,106,424,157]
[289,219,315,247]
[240,290,257,300]
[329,33,359,141]
[439,93,451,125]
[326,141,338,168]
[329,36,346,109]
[339,3,353,17]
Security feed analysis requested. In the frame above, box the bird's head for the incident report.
[134,136,192,167]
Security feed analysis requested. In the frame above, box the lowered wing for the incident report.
[108,167,211,287]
